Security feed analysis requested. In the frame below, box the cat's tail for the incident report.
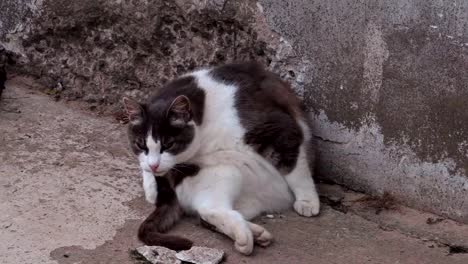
[137,177,193,251]
[138,211,193,250]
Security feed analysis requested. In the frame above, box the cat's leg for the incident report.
[285,145,320,217]
[190,165,254,255]
[246,112,319,216]
[247,222,273,247]
[200,219,272,247]
[198,207,254,254]
[142,170,157,204]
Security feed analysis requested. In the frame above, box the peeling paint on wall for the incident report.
[312,111,468,222]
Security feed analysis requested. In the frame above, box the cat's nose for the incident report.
[149,163,159,173]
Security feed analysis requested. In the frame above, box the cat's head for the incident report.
[122,95,200,176]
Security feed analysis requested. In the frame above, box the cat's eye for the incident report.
[161,139,174,152]
[135,139,146,150]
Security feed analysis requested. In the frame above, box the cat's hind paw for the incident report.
[233,225,254,255]
[294,199,320,217]
[248,222,273,247]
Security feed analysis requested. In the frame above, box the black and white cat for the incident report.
[123,62,320,255]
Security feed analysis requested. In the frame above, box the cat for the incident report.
[123,62,320,255]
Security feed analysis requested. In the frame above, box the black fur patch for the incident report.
[168,163,200,187]
[211,62,305,174]
[149,76,205,125]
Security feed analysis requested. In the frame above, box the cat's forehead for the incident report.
[130,125,157,143]
[129,113,168,140]
[129,120,150,138]
[147,99,171,117]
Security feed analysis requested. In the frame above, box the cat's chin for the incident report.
[141,168,167,176]
[153,171,168,177]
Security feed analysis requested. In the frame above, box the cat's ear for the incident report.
[122,97,144,125]
[167,95,192,126]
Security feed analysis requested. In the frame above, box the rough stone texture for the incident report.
[0,0,467,222]
[134,246,224,264]
[136,246,181,264]
[176,246,224,264]
[0,0,275,111]
[2,80,468,263]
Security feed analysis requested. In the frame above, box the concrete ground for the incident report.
[1,79,468,264]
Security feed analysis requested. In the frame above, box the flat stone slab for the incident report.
[136,246,181,264]
[176,246,224,264]
[136,246,224,264]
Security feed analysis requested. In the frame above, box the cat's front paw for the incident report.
[294,199,320,217]
[144,189,157,204]
[142,171,157,204]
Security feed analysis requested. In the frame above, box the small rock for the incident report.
[176,246,224,264]
[266,214,275,219]
[328,195,344,204]
[426,217,444,225]
[136,246,181,264]
[55,82,64,92]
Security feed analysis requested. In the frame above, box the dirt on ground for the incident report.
[1,79,468,264]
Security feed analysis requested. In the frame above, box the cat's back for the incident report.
[205,62,309,174]
[189,62,304,121]
[209,62,304,121]
[158,62,303,122]
[154,62,303,119]
[155,63,309,170]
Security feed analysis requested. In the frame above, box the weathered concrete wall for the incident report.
[259,0,468,222]
[1,0,467,222]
